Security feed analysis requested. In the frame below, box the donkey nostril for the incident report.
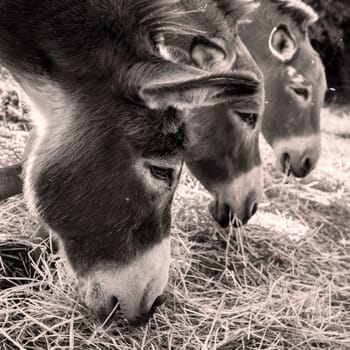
[97,296,120,325]
[209,201,232,228]
[302,157,312,175]
[243,202,258,225]
[251,202,258,217]
[219,203,232,228]
[142,296,164,322]
[281,152,291,174]
[152,294,167,310]
[148,294,167,318]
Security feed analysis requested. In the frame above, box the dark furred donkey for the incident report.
[0,0,261,325]
[184,0,265,227]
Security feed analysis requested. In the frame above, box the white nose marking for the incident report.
[293,74,305,84]
[286,66,297,77]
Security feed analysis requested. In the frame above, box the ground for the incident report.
[0,67,349,349]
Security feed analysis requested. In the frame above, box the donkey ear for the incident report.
[269,24,297,62]
[141,73,259,110]
[190,36,236,73]
[126,61,259,111]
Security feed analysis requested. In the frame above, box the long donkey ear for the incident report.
[125,60,260,110]
[190,36,237,73]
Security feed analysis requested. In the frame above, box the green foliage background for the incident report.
[305,0,350,104]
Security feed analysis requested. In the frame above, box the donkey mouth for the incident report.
[97,294,167,327]
[280,152,312,178]
[208,202,248,228]
[281,153,292,176]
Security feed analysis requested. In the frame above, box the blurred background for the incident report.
[306,0,350,105]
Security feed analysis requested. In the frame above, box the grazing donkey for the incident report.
[185,0,326,226]
[0,0,262,325]
[240,0,327,177]
[162,0,265,228]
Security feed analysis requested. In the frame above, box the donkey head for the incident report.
[240,0,327,177]
[178,0,265,227]
[28,75,259,326]
[23,4,261,327]
[32,77,260,327]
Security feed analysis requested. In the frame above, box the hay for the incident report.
[0,70,349,349]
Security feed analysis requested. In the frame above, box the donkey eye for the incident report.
[237,112,258,127]
[269,24,297,62]
[149,165,174,186]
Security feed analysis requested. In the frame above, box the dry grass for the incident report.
[0,69,350,349]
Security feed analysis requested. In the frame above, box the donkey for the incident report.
[240,0,327,177]
[0,0,262,325]
[184,0,326,226]
[158,0,265,228]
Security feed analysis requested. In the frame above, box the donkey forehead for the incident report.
[160,0,258,55]
[187,106,261,161]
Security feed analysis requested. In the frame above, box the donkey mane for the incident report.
[271,0,318,30]
[133,0,206,41]
[214,0,260,25]
[181,0,231,36]
[160,0,257,42]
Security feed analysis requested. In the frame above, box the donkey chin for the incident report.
[60,236,171,327]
